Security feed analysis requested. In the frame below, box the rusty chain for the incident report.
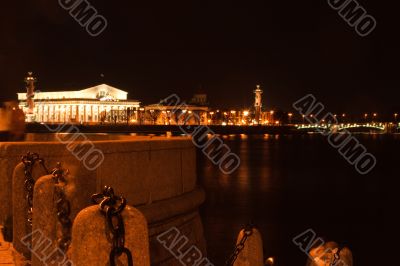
[21,152,48,227]
[225,224,254,266]
[331,247,343,266]
[92,186,133,266]
[51,162,72,252]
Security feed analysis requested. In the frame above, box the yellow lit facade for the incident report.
[17,84,140,123]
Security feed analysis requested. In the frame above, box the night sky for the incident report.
[1,0,398,114]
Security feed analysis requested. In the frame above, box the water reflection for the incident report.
[199,134,392,266]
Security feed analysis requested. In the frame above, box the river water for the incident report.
[198,134,398,266]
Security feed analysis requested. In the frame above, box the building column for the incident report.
[117,106,121,122]
[90,105,93,122]
[52,105,56,122]
[37,105,40,122]
[64,105,67,123]
[62,105,65,123]
[107,105,111,122]
[36,105,41,122]
[76,105,79,123]
[45,106,49,122]
[99,105,103,122]
[41,105,45,122]
[69,105,72,123]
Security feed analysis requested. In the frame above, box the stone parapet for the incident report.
[0,134,204,265]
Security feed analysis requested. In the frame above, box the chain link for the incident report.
[92,186,133,266]
[225,224,254,266]
[21,152,48,227]
[331,247,343,266]
[51,163,72,252]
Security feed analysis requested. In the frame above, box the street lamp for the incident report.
[230,110,236,125]
[394,113,398,122]
[270,110,274,124]
[139,108,145,125]
[288,113,293,124]
[209,112,214,125]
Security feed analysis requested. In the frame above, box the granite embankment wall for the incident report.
[0,135,206,265]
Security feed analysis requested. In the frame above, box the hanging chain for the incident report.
[22,152,48,227]
[92,186,133,266]
[225,224,254,266]
[51,162,72,252]
[331,247,343,266]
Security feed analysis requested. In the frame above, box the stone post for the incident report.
[31,164,97,266]
[233,227,264,266]
[71,205,150,266]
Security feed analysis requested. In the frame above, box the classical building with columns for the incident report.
[17,83,140,124]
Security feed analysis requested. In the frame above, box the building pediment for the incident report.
[18,83,130,101]
[80,84,128,101]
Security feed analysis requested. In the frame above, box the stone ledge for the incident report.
[138,187,205,225]
[0,136,196,224]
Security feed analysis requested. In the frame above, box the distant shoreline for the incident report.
[25,123,394,135]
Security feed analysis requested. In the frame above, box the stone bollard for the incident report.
[71,187,150,266]
[30,163,97,266]
[12,152,48,259]
[306,241,353,266]
[230,226,264,266]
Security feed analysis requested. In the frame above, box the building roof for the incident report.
[17,84,138,102]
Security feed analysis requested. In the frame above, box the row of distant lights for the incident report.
[298,122,400,130]
[300,113,398,119]
[131,109,400,126]
[297,123,386,130]
[135,110,399,118]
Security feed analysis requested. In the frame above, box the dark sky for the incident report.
[1,0,398,113]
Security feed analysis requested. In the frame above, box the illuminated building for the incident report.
[144,103,209,125]
[189,93,209,106]
[17,73,140,123]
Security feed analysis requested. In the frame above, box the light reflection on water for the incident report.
[198,134,397,266]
